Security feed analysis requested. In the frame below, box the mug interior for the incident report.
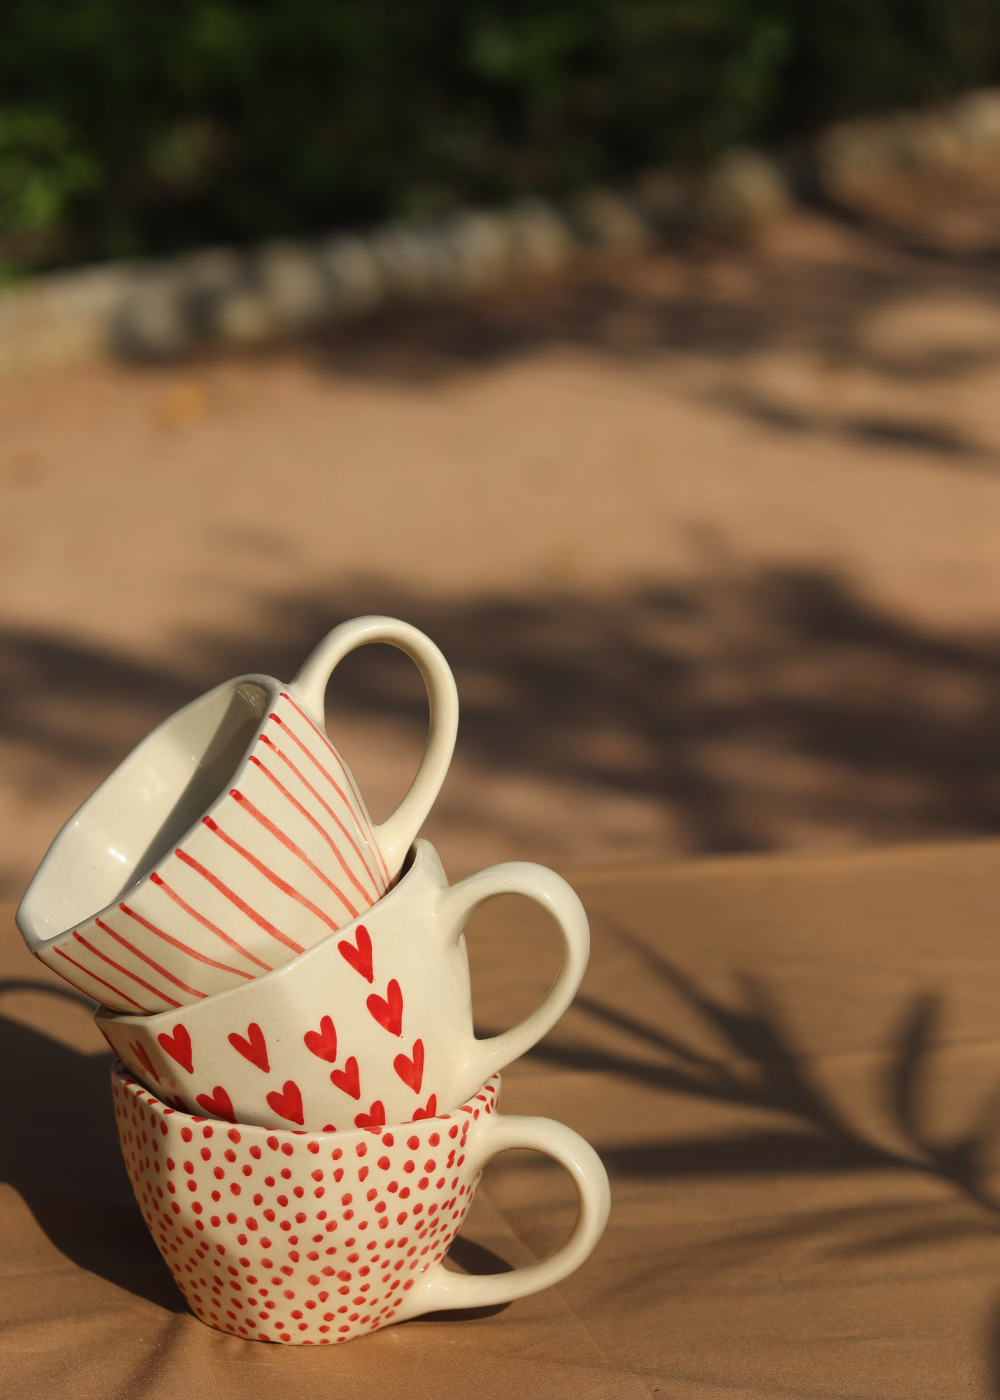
[20,680,270,942]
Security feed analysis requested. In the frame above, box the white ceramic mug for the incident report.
[17,617,459,1014]
[112,1067,610,1345]
[99,839,589,1131]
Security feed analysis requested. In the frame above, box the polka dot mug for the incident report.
[113,1064,610,1345]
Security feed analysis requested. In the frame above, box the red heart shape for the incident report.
[228,1022,269,1072]
[354,1100,385,1130]
[304,1015,338,1063]
[367,979,403,1037]
[157,1024,193,1074]
[393,1038,424,1094]
[338,925,373,983]
[163,1093,188,1112]
[266,1079,304,1126]
[129,1040,159,1084]
[330,1056,360,1101]
[411,1094,437,1121]
[195,1085,235,1122]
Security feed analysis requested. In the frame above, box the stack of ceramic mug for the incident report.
[16,617,609,1346]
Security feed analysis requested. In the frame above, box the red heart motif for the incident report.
[367,979,403,1037]
[228,1022,269,1072]
[354,1100,385,1130]
[195,1085,235,1122]
[338,925,373,983]
[304,1015,338,1063]
[412,1094,438,1121]
[157,1024,193,1074]
[266,1079,304,1126]
[393,1038,424,1094]
[330,1056,361,1101]
[163,1093,188,1112]
[129,1040,159,1083]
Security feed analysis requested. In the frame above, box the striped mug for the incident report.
[17,616,458,1013]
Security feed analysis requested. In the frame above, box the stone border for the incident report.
[18,79,1000,377]
[0,146,799,376]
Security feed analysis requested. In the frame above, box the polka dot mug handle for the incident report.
[289,616,459,877]
[398,1114,610,1318]
[440,861,590,1095]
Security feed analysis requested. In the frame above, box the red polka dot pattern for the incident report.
[112,1062,497,1345]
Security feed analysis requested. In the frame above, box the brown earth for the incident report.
[4,201,1000,901]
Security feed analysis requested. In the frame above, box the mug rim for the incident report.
[113,1056,501,1144]
[18,672,311,952]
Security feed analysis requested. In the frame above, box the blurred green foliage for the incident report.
[2,0,999,269]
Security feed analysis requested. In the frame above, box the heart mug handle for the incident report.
[440,861,590,1097]
[288,616,459,878]
[398,1114,610,1317]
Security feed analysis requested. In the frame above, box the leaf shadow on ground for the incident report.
[6,562,1000,898]
[481,919,1000,1393]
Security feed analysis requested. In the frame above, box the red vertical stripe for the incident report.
[53,946,145,1010]
[150,873,273,971]
[202,813,349,931]
[119,901,254,980]
[174,847,304,955]
[95,917,208,998]
[254,741,382,901]
[230,783,360,918]
[72,931,181,1008]
[275,696,391,885]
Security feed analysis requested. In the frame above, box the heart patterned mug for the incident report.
[98,839,589,1131]
[112,1066,611,1345]
[17,616,459,1013]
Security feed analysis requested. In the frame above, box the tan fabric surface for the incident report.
[4,839,1000,1396]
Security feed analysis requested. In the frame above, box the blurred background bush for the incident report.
[3,0,1000,274]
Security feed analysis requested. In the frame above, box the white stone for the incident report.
[369,224,455,300]
[255,242,330,329]
[113,272,193,359]
[571,188,652,251]
[0,264,134,373]
[318,235,383,312]
[442,212,513,290]
[506,197,576,272]
[699,148,791,233]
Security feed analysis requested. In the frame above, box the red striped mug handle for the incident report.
[288,616,459,879]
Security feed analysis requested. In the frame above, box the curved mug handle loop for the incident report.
[288,615,459,879]
[440,861,590,1098]
[399,1115,610,1317]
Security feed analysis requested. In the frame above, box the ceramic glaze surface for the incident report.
[112,1066,611,1345]
[17,617,459,1011]
[100,840,590,1131]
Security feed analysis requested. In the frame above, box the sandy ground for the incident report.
[4,201,1000,900]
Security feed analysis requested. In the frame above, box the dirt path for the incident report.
[4,209,1000,898]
